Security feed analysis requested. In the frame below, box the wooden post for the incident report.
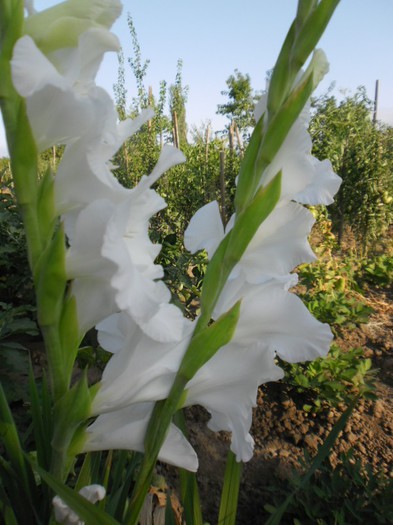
[205,124,211,164]
[228,121,234,151]
[173,110,179,148]
[233,121,244,157]
[373,79,379,126]
[148,86,153,133]
[219,149,226,225]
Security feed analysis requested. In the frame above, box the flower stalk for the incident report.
[0,1,343,523]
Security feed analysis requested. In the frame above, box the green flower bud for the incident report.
[24,0,122,53]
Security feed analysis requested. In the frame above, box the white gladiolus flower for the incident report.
[66,146,186,339]
[84,402,198,472]
[11,29,121,151]
[52,484,106,525]
[182,278,332,461]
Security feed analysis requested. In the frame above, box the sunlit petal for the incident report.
[84,402,198,472]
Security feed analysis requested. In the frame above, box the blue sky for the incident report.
[1,0,393,156]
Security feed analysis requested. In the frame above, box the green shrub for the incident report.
[356,254,393,289]
[281,344,376,412]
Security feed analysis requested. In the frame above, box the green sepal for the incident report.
[292,0,340,69]
[178,300,241,383]
[28,362,53,471]
[267,0,339,120]
[37,166,57,242]
[60,294,82,379]
[51,371,93,479]
[258,73,314,173]
[234,114,265,214]
[36,225,67,328]
[296,0,318,26]
[198,232,232,325]
[28,460,121,525]
[267,20,297,117]
[226,171,282,264]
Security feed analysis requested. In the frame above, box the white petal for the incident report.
[254,93,267,123]
[184,201,224,256]
[70,277,118,334]
[11,35,121,151]
[261,118,314,202]
[186,342,283,462]
[55,136,127,215]
[237,202,316,282]
[96,313,134,354]
[12,36,64,96]
[118,108,155,143]
[232,281,333,362]
[64,28,120,85]
[93,313,192,413]
[138,144,186,190]
[295,158,342,205]
[84,402,198,472]
[78,485,106,504]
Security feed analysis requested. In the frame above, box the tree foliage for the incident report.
[310,87,393,251]
[217,69,259,138]
[169,59,189,148]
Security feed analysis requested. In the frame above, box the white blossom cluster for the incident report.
[12,0,341,476]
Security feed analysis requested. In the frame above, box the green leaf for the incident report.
[165,492,177,525]
[173,411,204,525]
[178,300,241,382]
[0,382,40,523]
[218,451,242,525]
[29,460,121,525]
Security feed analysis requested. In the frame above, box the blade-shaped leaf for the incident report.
[30,460,120,525]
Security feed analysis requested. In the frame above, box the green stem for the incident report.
[0,1,77,484]
[125,376,188,524]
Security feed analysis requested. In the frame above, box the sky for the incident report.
[1,0,393,157]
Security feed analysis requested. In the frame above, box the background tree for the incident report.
[217,69,259,141]
[310,87,393,252]
[169,59,189,148]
